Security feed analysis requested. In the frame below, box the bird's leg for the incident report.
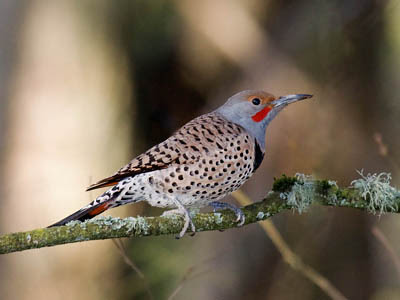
[209,201,245,226]
[161,199,196,238]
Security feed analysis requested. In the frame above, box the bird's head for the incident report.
[216,90,312,148]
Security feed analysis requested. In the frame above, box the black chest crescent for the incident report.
[253,140,264,171]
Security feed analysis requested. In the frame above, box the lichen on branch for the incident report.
[351,171,400,214]
[0,172,399,255]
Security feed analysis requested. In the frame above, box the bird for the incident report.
[49,90,312,238]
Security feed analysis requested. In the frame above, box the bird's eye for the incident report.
[252,98,261,105]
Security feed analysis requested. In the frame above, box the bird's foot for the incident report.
[209,201,245,226]
[161,206,196,239]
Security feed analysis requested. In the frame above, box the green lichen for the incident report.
[66,220,84,227]
[315,179,339,204]
[256,212,265,220]
[74,236,88,242]
[316,180,337,195]
[136,216,151,234]
[65,215,152,236]
[351,171,400,214]
[189,208,200,217]
[273,174,298,192]
[213,212,223,224]
[334,188,348,203]
[88,215,115,226]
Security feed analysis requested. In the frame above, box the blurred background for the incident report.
[0,0,399,299]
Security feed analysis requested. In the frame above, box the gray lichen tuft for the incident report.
[351,171,399,214]
[135,216,151,234]
[280,173,316,213]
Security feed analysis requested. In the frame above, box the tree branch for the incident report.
[1,173,399,255]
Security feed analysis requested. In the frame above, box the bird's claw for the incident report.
[209,201,245,227]
[162,206,196,238]
[175,215,196,239]
[235,209,245,226]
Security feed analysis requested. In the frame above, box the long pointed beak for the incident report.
[271,94,313,107]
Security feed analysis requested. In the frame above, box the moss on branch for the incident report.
[1,172,399,255]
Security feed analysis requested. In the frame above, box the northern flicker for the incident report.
[49,90,312,238]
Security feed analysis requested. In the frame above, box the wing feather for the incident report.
[86,112,246,191]
[86,142,180,191]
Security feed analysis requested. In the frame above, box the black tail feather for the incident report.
[48,201,110,227]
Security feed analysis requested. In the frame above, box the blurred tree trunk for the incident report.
[0,0,27,293]
[0,1,133,299]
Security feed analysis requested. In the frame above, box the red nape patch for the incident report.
[252,106,272,122]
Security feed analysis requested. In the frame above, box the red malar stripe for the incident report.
[251,106,272,122]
